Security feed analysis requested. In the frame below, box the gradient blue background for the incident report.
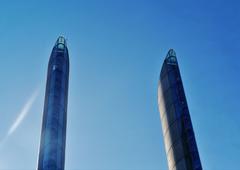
[0,0,239,169]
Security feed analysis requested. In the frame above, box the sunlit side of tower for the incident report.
[38,37,69,170]
[158,49,202,170]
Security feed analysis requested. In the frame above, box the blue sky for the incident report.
[0,0,239,169]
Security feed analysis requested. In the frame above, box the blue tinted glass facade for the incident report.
[158,49,202,170]
[38,37,69,170]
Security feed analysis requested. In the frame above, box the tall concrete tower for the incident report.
[38,36,69,170]
[158,49,202,170]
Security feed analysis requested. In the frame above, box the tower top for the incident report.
[165,49,177,64]
[55,36,67,49]
[166,49,176,58]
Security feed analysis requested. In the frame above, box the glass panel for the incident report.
[168,69,178,86]
[163,88,173,108]
[171,120,182,142]
[161,112,168,134]
[165,104,176,126]
[175,158,187,170]
[172,140,185,165]
[160,63,168,77]
[158,83,165,118]
[167,145,175,170]
[161,75,170,92]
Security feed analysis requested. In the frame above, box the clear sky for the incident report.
[0,0,239,169]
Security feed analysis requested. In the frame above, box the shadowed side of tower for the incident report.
[38,37,69,170]
[158,49,202,170]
